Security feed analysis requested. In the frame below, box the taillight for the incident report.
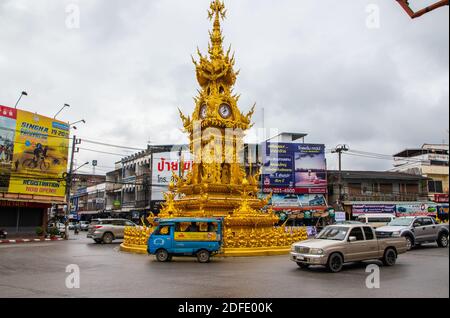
[94,225,103,229]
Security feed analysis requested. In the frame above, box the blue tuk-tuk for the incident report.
[147,217,223,263]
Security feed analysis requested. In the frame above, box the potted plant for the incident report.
[35,226,44,237]
[49,227,59,239]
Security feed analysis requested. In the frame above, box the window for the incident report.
[125,221,135,226]
[363,227,374,240]
[348,183,362,195]
[155,226,171,236]
[405,184,418,194]
[349,227,365,241]
[422,218,433,226]
[428,180,444,193]
[380,183,393,193]
[413,218,423,227]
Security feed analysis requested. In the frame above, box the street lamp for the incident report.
[73,161,90,173]
[70,119,86,125]
[69,119,86,130]
[14,91,28,109]
[54,103,70,119]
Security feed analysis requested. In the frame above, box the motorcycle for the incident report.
[0,229,7,239]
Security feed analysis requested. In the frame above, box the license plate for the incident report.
[296,256,305,261]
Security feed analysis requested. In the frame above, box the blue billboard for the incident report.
[262,143,327,194]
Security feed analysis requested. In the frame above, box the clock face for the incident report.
[200,104,207,119]
[219,104,232,119]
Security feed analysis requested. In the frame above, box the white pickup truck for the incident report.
[376,216,449,250]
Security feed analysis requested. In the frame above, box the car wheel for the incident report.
[102,232,114,244]
[156,249,170,262]
[382,248,397,266]
[437,233,449,248]
[297,262,309,269]
[327,253,343,273]
[197,250,210,263]
[404,236,414,251]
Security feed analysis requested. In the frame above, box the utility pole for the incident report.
[331,145,349,208]
[65,135,81,240]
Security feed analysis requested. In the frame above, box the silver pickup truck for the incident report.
[376,216,449,250]
[290,224,408,273]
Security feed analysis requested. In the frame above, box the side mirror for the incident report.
[413,222,421,228]
[348,236,357,242]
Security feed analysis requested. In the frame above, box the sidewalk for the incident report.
[0,236,64,244]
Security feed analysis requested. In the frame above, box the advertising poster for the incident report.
[0,105,70,197]
[151,151,193,201]
[396,203,437,217]
[0,106,17,192]
[352,204,396,216]
[270,193,327,212]
[262,143,327,194]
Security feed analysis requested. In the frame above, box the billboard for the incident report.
[396,202,437,217]
[352,204,396,216]
[151,151,193,201]
[351,202,438,217]
[270,193,327,212]
[0,105,69,198]
[262,143,327,194]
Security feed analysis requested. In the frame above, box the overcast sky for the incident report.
[0,0,448,174]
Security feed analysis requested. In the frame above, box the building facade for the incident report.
[328,170,431,219]
[392,144,449,203]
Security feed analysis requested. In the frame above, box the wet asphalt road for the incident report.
[0,232,448,298]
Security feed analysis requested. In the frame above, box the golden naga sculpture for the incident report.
[121,0,307,256]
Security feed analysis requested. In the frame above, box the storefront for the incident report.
[0,200,50,234]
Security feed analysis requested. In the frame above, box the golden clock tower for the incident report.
[122,0,307,256]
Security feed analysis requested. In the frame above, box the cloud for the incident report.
[0,0,448,172]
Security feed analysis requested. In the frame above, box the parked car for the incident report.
[356,214,396,229]
[47,222,66,234]
[68,222,77,230]
[87,219,137,244]
[290,224,408,273]
[376,216,449,250]
[79,221,90,231]
[0,229,7,239]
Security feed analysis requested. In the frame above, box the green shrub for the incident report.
[35,227,44,236]
[49,227,60,237]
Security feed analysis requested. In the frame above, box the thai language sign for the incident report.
[151,151,193,201]
[262,143,327,194]
[352,204,396,215]
[174,232,219,242]
[0,105,69,197]
[351,202,439,217]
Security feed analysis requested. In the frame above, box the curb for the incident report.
[0,238,64,244]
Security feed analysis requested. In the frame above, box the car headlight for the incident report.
[291,245,296,252]
[392,231,401,237]
[309,248,324,255]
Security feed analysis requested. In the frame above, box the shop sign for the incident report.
[352,204,396,215]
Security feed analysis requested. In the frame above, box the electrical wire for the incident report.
[80,138,146,151]
[78,147,128,157]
